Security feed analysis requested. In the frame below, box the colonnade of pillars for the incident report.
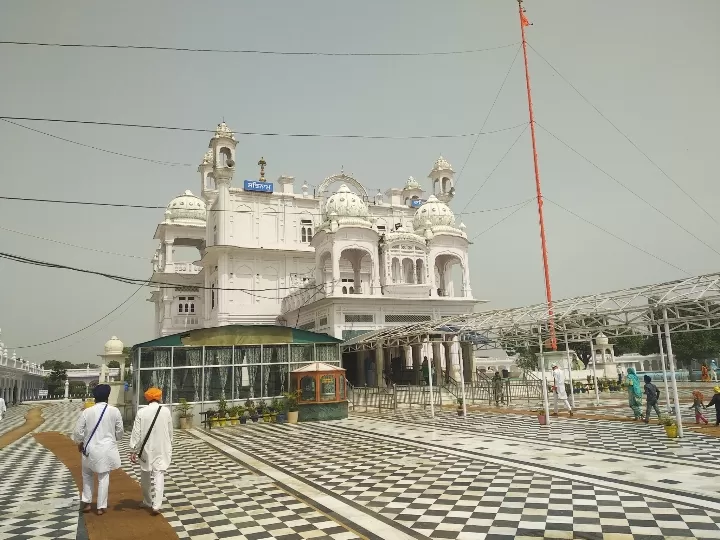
[353,339,475,387]
[0,376,43,404]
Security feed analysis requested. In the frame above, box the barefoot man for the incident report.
[72,384,124,515]
[130,387,173,515]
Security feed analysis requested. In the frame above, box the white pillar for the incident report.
[64,379,69,400]
[454,336,467,417]
[376,342,385,388]
[657,325,671,413]
[663,308,683,437]
[426,336,435,418]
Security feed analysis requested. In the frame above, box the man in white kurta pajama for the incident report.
[0,396,6,420]
[72,384,124,515]
[551,363,573,417]
[130,387,173,514]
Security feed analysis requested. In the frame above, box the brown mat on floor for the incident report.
[33,432,178,540]
[0,407,45,449]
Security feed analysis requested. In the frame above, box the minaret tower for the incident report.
[210,121,237,246]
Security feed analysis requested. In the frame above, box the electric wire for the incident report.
[0,119,193,167]
[535,122,720,259]
[0,250,323,294]
[8,282,147,349]
[0,195,532,218]
[0,40,520,57]
[454,46,523,188]
[544,197,689,275]
[470,199,534,241]
[0,116,529,140]
[0,224,150,260]
[459,124,529,215]
[528,43,719,228]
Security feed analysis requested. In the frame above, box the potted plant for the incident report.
[263,403,274,423]
[660,414,678,438]
[228,405,239,426]
[238,406,248,425]
[456,397,464,417]
[177,398,193,430]
[284,390,300,424]
[535,406,547,426]
[256,399,267,416]
[206,408,219,428]
[274,397,287,423]
[245,399,259,423]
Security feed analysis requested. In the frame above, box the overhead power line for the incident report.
[10,282,146,349]
[455,46,523,188]
[0,40,519,57]
[0,250,321,295]
[535,122,720,260]
[0,194,531,218]
[544,197,689,275]
[0,115,528,140]
[528,43,719,228]
[1,119,193,167]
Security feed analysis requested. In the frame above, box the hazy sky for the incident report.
[1,1,719,365]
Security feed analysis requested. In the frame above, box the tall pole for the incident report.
[657,325,671,413]
[662,308,683,437]
[518,0,556,350]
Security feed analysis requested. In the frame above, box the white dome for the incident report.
[104,336,124,355]
[201,149,213,165]
[431,155,454,173]
[166,190,207,224]
[324,184,369,221]
[404,176,420,190]
[595,332,609,346]
[413,195,455,231]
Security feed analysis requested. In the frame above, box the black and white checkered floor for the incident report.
[0,403,358,540]
[5,403,720,538]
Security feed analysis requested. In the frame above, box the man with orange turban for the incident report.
[129,387,173,515]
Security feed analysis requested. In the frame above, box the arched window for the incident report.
[184,303,189,313]
[342,286,348,294]
[190,303,195,313]
[301,219,313,243]
[349,286,355,294]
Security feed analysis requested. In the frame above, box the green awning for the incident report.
[132,325,341,349]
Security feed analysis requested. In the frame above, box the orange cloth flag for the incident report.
[521,13,531,27]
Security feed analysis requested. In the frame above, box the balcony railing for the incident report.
[167,262,202,274]
[282,280,326,313]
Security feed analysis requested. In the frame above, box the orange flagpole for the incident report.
[517,0,557,350]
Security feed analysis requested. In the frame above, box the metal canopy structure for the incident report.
[342,272,720,352]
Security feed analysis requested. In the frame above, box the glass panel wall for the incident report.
[136,343,338,406]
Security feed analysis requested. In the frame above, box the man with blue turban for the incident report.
[72,383,124,515]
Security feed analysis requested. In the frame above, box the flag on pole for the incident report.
[521,12,531,27]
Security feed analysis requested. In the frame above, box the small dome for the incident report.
[166,190,207,224]
[324,184,369,221]
[104,336,124,355]
[214,121,235,140]
[431,155,454,173]
[413,195,455,231]
[201,149,213,165]
[404,176,420,190]
[595,332,609,346]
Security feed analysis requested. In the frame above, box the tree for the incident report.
[107,360,120,368]
[513,345,538,374]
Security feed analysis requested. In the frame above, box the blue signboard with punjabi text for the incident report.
[410,199,424,208]
[244,180,274,193]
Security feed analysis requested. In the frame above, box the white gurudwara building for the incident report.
[149,122,482,373]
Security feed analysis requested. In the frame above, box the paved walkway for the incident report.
[3,402,720,538]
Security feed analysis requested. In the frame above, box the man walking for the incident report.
[711,359,719,383]
[0,394,6,421]
[643,375,662,423]
[551,363,573,417]
[72,384,124,515]
[130,387,173,515]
